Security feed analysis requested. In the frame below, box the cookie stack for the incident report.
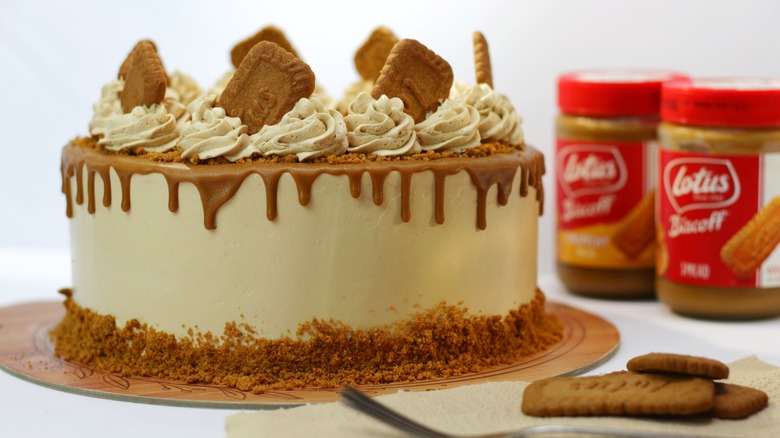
[522,353,768,420]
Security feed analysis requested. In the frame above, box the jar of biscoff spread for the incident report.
[657,78,780,319]
[556,70,685,299]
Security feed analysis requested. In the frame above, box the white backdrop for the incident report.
[2,0,780,276]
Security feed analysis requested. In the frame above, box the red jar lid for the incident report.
[661,78,780,128]
[558,69,686,117]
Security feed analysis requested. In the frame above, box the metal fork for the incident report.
[340,386,709,438]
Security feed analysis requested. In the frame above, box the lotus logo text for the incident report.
[663,158,740,214]
[557,145,627,198]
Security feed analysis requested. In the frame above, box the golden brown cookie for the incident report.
[118,39,159,80]
[473,31,493,88]
[613,189,655,259]
[119,40,167,113]
[627,353,729,380]
[372,39,453,123]
[230,25,299,69]
[354,26,399,82]
[522,371,715,417]
[218,41,315,134]
[721,195,780,278]
[711,382,769,419]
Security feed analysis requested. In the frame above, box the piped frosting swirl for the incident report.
[168,71,202,106]
[89,80,189,153]
[89,80,124,138]
[177,94,252,162]
[249,97,348,162]
[344,92,420,156]
[450,81,524,145]
[336,79,374,115]
[414,99,481,152]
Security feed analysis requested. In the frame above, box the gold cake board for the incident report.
[0,301,619,409]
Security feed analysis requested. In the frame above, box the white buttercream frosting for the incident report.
[344,92,420,156]
[312,83,335,110]
[163,96,190,135]
[414,99,481,152]
[168,71,202,106]
[89,80,124,138]
[97,104,181,153]
[450,81,524,145]
[67,155,540,339]
[177,94,253,162]
[89,79,190,153]
[207,71,234,98]
[336,79,374,115]
[249,97,348,162]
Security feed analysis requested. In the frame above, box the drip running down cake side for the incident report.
[53,25,561,392]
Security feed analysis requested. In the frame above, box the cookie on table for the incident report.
[522,371,715,417]
[711,382,769,419]
[627,352,729,380]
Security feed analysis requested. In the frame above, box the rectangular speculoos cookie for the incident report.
[711,382,769,419]
[627,352,729,380]
[522,371,715,417]
[721,195,780,278]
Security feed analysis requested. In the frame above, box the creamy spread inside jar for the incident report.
[556,70,684,298]
[657,78,780,319]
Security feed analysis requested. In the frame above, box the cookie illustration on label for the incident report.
[656,224,669,276]
[354,26,399,82]
[473,31,493,88]
[721,195,780,278]
[120,40,167,113]
[613,190,656,259]
[218,41,315,134]
[372,39,453,123]
[230,25,299,69]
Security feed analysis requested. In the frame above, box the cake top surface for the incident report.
[86,25,525,164]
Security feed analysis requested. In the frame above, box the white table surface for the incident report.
[1,247,779,437]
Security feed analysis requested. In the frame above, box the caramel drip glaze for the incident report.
[61,141,545,230]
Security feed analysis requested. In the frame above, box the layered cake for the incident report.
[52,27,561,391]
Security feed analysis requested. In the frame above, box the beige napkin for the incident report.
[226,356,780,438]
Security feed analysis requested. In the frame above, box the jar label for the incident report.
[555,139,655,268]
[658,150,780,288]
